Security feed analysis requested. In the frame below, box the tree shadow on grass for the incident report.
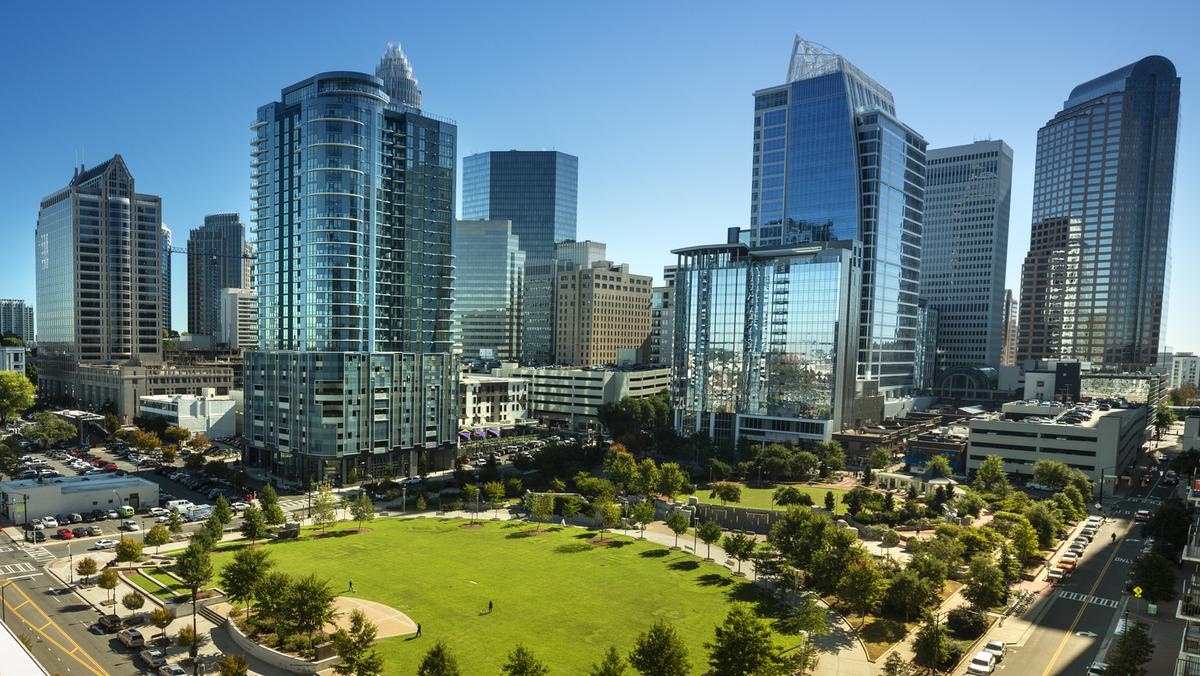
[505,529,550,539]
[554,543,593,554]
[501,521,524,529]
[697,573,734,587]
[639,549,670,558]
[668,560,700,571]
[574,531,599,540]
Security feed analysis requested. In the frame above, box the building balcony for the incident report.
[1180,621,1200,659]
[1177,578,1200,622]
[1184,523,1200,563]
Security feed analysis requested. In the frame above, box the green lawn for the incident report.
[211,518,797,674]
[129,571,176,602]
[146,567,190,595]
[695,484,849,514]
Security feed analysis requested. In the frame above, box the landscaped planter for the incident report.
[223,614,340,674]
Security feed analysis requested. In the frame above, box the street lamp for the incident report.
[67,542,73,585]
[113,490,124,541]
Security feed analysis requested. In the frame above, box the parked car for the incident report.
[138,649,167,668]
[41,516,58,529]
[1086,662,1109,674]
[983,640,1006,662]
[90,539,117,550]
[32,531,46,543]
[71,527,89,538]
[55,528,74,540]
[29,518,45,530]
[97,614,123,633]
[86,526,103,537]
[120,520,139,532]
[967,650,996,674]
[1134,510,1151,522]
[158,666,187,676]
[147,507,167,517]
[117,628,145,648]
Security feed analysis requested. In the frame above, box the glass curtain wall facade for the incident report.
[673,238,859,446]
[462,151,578,362]
[452,219,525,360]
[921,141,1013,372]
[751,37,926,399]
[246,69,457,482]
[161,225,172,334]
[187,213,246,338]
[1018,56,1180,370]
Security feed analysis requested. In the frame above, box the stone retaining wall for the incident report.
[222,614,341,674]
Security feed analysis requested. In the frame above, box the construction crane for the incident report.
[166,246,255,260]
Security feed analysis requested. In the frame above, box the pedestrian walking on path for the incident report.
[488,600,494,613]
[416,623,421,637]
[349,579,355,592]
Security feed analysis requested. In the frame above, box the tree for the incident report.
[603,446,638,495]
[869,445,893,470]
[260,484,280,510]
[0,371,34,423]
[1107,620,1154,676]
[773,486,813,507]
[926,455,952,479]
[963,554,1008,611]
[1010,520,1040,563]
[1145,497,1191,556]
[636,458,661,497]
[218,654,249,676]
[265,503,287,527]
[164,510,183,535]
[418,641,462,676]
[462,484,480,522]
[824,491,835,511]
[814,440,845,476]
[561,496,582,522]
[177,625,207,652]
[205,513,225,543]
[290,573,339,648]
[129,429,162,452]
[706,605,777,676]
[881,651,913,676]
[150,606,174,643]
[162,425,191,446]
[1032,460,1073,490]
[97,568,119,605]
[501,645,549,676]
[723,533,755,575]
[214,495,233,525]
[333,609,385,676]
[1154,403,1176,440]
[238,504,266,544]
[254,571,293,639]
[160,446,178,464]
[350,493,376,532]
[485,481,507,519]
[709,483,742,506]
[313,483,338,533]
[221,547,273,619]
[912,614,950,670]
[698,520,723,560]
[973,455,1011,496]
[657,463,688,501]
[884,568,937,622]
[527,494,554,529]
[75,556,98,584]
[121,591,145,617]
[192,433,211,450]
[1024,500,1062,548]
[590,646,627,676]
[115,538,143,564]
[631,500,655,539]
[592,500,620,540]
[792,451,821,481]
[665,510,689,549]
[25,411,76,448]
[176,539,213,664]
[836,558,887,623]
[1129,552,1177,603]
[629,621,690,676]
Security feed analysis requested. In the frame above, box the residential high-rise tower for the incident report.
[187,213,246,338]
[1017,56,1180,370]
[0,300,35,344]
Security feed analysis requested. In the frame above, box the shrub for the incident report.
[946,607,988,639]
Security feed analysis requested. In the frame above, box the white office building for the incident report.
[0,346,26,375]
[218,287,258,350]
[459,374,531,434]
[493,364,669,433]
[138,387,236,437]
[0,475,159,524]
[1172,353,1200,390]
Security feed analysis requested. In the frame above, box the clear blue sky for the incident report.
[2,1,1196,351]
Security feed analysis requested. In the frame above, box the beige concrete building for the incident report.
[77,363,234,422]
[458,374,531,433]
[492,364,669,433]
[555,261,652,366]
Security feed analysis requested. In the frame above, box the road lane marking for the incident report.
[1041,524,1124,676]
[1,581,108,676]
[1057,590,1119,609]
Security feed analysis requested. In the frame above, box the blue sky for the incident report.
[2,1,1197,351]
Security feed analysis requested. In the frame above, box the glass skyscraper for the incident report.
[921,141,1013,373]
[187,213,246,338]
[1018,56,1180,370]
[462,150,578,362]
[751,37,926,399]
[246,50,457,482]
[452,219,525,360]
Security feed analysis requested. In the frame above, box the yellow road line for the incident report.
[1041,526,1124,676]
[2,582,109,676]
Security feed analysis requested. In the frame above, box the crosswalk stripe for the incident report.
[1057,590,1118,608]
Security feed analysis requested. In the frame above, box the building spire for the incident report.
[376,42,422,109]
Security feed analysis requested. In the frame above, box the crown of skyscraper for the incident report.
[376,42,422,109]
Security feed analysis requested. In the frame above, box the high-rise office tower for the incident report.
[921,141,1013,373]
[452,219,525,360]
[376,42,422,109]
[1001,289,1018,367]
[246,58,457,482]
[644,266,677,367]
[187,213,246,338]
[749,37,926,400]
[555,261,652,366]
[1018,56,1180,370]
[462,150,578,362]
[161,225,172,334]
[35,155,164,398]
[0,300,35,344]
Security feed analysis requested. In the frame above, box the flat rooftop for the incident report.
[994,401,1138,429]
[1,474,158,493]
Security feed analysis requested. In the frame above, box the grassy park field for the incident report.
[211,517,793,673]
[694,483,849,514]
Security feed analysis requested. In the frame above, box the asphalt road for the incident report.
[1001,464,1183,676]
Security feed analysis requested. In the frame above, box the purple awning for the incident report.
[487,428,501,438]
[473,430,486,438]
[458,431,471,440]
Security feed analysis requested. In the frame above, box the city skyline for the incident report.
[0,2,1196,353]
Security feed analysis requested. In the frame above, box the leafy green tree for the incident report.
[162,425,191,446]
[1033,460,1073,490]
[526,493,554,530]
[485,481,507,519]
[628,621,690,676]
[631,499,655,539]
[501,645,549,676]
[723,533,756,576]
[698,520,723,560]
[239,504,266,544]
[290,573,339,648]
[75,556,98,584]
[1155,403,1176,440]
[912,613,950,670]
[121,591,145,616]
[220,547,273,618]
[836,557,887,622]
[417,641,461,676]
[254,571,293,639]
[709,483,742,505]
[560,496,582,521]
[150,606,174,643]
[1024,501,1063,548]
[706,605,778,676]
[636,458,661,497]
[1129,552,1177,603]
[25,411,77,448]
[773,486,813,507]
[176,539,213,659]
[973,455,1011,496]
[963,554,1008,611]
[115,538,143,564]
[824,491,835,511]
[869,445,893,470]
[589,646,626,676]
[926,455,952,479]
[665,510,689,549]
[313,483,338,532]
[882,651,913,676]
[129,429,162,452]
[260,484,280,510]
[214,495,233,525]
[792,451,821,481]
[592,499,620,540]
[97,568,119,605]
[333,608,385,676]
[0,371,34,423]
[350,492,376,531]
[166,510,184,535]
[603,446,638,495]
[814,440,845,476]
[204,513,224,543]
[505,477,524,498]
[884,568,937,621]
[265,503,286,527]
[218,654,249,676]
[657,463,688,501]
[1145,496,1191,556]
[1107,620,1154,676]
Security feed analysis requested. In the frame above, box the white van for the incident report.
[165,500,194,513]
